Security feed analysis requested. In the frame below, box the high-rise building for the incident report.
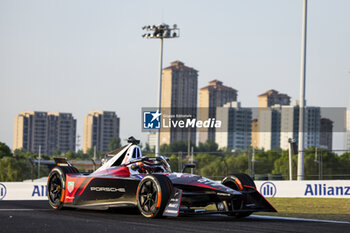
[198,80,237,143]
[344,109,350,150]
[257,105,282,150]
[279,104,321,150]
[215,102,252,150]
[13,111,76,154]
[160,61,198,145]
[258,89,291,108]
[83,111,120,153]
[280,105,299,150]
[252,89,291,148]
[304,107,321,148]
[320,118,333,150]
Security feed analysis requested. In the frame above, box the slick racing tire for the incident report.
[47,166,79,210]
[136,174,173,218]
[221,173,256,218]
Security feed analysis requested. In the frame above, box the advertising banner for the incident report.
[0,182,47,200]
[255,180,350,198]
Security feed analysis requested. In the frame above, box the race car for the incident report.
[47,136,276,218]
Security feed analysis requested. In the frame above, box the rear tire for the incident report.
[47,166,79,210]
[222,173,256,218]
[136,174,173,218]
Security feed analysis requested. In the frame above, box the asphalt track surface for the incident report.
[0,201,349,233]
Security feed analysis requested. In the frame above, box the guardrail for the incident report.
[0,180,349,200]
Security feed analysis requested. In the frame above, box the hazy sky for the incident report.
[1,0,349,150]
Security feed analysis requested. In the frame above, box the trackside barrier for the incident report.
[255,180,350,198]
[0,182,47,200]
[0,180,350,200]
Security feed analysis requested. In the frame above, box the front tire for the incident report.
[222,173,256,218]
[136,174,173,218]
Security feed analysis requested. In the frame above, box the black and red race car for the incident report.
[47,137,276,218]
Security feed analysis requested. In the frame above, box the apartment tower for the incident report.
[279,104,321,150]
[199,80,237,143]
[160,61,198,145]
[215,102,252,150]
[13,111,76,154]
[252,90,291,148]
[258,89,291,108]
[320,118,333,150]
[83,111,120,153]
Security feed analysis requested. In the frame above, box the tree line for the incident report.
[0,137,122,181]
[164,148,350,180]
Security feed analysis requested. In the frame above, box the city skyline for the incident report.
[5,76,350,152]
[10,101,340,154]
[1,0,349,150]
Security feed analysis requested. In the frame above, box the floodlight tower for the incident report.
[298,0,308,180]
[142,24,180,156]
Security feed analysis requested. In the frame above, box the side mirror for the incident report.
[181,163,196,173]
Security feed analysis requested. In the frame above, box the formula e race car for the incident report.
[47,137,276,218]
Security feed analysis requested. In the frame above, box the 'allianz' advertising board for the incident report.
[0,182,47,200]
[255,180,350,198]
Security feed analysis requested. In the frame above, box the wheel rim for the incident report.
[139,180,158,214]
[49,173,62,205]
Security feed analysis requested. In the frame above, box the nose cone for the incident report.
[167,173,242,195]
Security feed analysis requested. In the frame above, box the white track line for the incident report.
[251,215,350,224]
[0,209,49,211]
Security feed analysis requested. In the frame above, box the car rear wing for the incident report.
[54,157,72,167]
